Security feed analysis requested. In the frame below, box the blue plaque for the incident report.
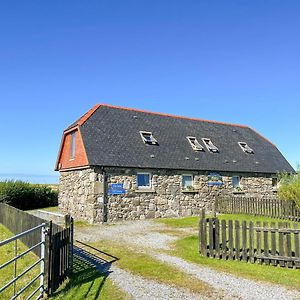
[108,183,126,195]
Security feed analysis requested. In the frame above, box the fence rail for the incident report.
[0,203,73,297]
[0,223,46,299]
[215,197,300,221]
[199,214,300,268]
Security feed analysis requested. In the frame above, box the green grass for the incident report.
[0,224,40,300]
[172,234,300,290]
[51,256,130,300]
[157,214,300,290]
[157,214,299,228]
[0,224,127,300]
[85,240,212,296]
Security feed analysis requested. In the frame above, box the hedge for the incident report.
[0,180,58,210]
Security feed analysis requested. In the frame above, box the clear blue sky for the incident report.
[0,1,299,183]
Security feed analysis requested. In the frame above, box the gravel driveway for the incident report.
[75,220,300,300]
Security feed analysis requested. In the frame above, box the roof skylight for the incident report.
[187,137,204,151]
[238,142,254,154]
[140,131,158,145]
[202,138,219,153]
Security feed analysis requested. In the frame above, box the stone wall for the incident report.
[58,168,104,223]
[58,167,277,223]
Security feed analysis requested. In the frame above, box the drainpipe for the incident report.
[102,167,108,223]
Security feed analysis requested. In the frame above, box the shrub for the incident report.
[0,180,58,210]
[278,171,300,209]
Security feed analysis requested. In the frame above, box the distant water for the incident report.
[0,173,59,184]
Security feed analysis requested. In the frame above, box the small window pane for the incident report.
[137,173,150,188]
[182,175,193,189]
[232,176,240,188]
[71,132,76,159]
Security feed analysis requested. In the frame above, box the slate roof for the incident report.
[66,104,295,174]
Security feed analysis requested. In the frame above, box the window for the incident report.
[187,137,204,151]
[238,142,254,154]
[140,131,158,145]
[272,178,278,187]
[202,138,218,153]
[137,173,151,189]
[182,174,193,190]
[70,131,76,159]
[232,176,240,188]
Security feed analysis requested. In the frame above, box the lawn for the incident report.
[0,223,40,300]
[157,214,300,290]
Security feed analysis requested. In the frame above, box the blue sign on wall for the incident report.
[208,173,223,186]
[108,183,126,195]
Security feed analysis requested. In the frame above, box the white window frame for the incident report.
[187,136,204,151]
[182,174,194,190]
[202,138,219,153]
[137,172,152,189]
[238,142,254,154]
[232,175,240,189]
[139,131,158,145]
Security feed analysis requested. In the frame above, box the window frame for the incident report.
[70,131,76,160]
[139,131,158,145]
[232,175,240,189]
[238,142,254,154]
[202,138,219,153]
[136,172,152,189]
[187,136,204,151]
[182,174,194,190]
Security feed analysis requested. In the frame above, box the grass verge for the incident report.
[157,214,300,290]
[86,240,212,296]
[51,255,130,300]
[172,234,300,290]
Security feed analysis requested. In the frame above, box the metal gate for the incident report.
[0,223,47,299]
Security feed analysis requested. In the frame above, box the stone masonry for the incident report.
[58,167,277,223]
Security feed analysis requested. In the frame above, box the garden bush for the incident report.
[0,180,58,210]
[278,171,300,209]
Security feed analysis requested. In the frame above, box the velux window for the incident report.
[140,131,158,145]
[202,138,218,153]
[238,142,254,154]
[182,175,193,190]
[187,137,204,151]
[70,131,76,159]
[137,173,151,189]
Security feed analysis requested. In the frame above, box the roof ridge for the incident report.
[95,103,249,129]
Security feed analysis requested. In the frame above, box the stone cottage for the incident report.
[55,104,294,223]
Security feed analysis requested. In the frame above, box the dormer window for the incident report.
[187,137,204,151]
[140,131,158,145]
[202,138,218,153]
[238,142,254,154]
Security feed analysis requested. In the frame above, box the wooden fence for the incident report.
[47,216,73,295]
[0,203,73,295]
[215,197,300,221]
[199,215,300,268]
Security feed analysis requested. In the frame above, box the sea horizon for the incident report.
[0,173,59,184]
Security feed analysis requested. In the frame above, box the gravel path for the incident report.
[76,220,177,250]
[153,253,300,300]
[75,220,300,300]
[75,245,204,300]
